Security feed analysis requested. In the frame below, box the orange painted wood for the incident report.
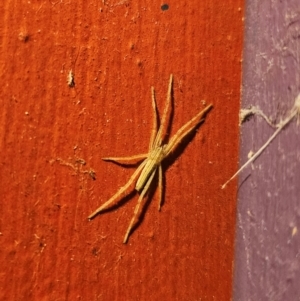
[0,1,244,300]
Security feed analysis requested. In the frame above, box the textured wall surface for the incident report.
[234,1,300,300]
[0,1,243,300]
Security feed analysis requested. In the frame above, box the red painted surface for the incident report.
[0,1,243,300]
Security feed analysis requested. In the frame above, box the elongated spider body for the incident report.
[135,145,166,191]
[89,74,212,243]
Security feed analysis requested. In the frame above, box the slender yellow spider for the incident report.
[89,74,213,243]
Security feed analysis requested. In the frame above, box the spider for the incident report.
[89,74,213,243]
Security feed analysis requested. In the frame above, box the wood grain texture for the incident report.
[0,1,243,300]
[233,1,300,300]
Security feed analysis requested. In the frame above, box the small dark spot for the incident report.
[92,247,99,256]
[89,170,96,180]
[161,4,169,11]
[136,58,142,67]
[18,32,29,42]
[54,203,61,209]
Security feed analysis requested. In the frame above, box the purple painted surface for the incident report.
[234,1,300,301]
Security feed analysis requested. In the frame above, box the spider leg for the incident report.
[153,74,173,147]
[158,164,163,211]
[164,104,213,156]
[88,159,147,219]
[102,154,148,165]
[149,86,159,150]
[123,168,157,243]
